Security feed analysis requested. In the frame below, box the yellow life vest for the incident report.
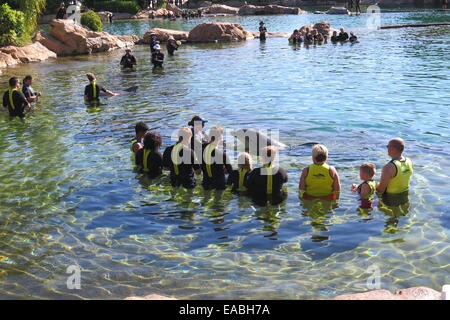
[143,149,151,172]
[263,164,273,195]
[91,81,97,99]
[237,168,249,192]
[305,163,334,197]
[386,158,413,194]
[171,143,183,176]
[9,89,17,110]
[359,180,376,200]
[204,143,217,178]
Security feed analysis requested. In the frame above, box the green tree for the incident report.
[81,10,103,32]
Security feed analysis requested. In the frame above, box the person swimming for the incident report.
[84,73,117,103]
[299,144,341,200]
[351,163,377,209]
[227,152,253,193]
[2,77,31,119]
[136,131,164,178]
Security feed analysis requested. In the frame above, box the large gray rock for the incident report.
[326,7,350,15]
[202,4,240,15]
[188,22,254,42]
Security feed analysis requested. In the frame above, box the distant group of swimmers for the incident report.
[130,117,413,209]
[289,27,358,45]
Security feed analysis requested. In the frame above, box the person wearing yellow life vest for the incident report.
[376,138,413,197]
[2,77,30,119]
[299,144,341,200]
[130,122,149,159]
[245,146,288,206]
[162,127,201,189]
[201,126,233,190]
[84,73,117,103]
[351,163,377,209]
[227,152,253,193]
[135,132,163,178]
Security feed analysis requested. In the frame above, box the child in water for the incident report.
[351,163,376,209]
[227,152,253,193]
[136,132,164,178]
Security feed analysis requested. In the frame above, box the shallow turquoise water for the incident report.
[0,12,449,299]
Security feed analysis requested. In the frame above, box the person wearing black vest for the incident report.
[22,75,41,103]
[2,77,30,118]
[136,132,164,178]
[84,73,117,103]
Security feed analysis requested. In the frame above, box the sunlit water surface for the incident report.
[0,12,449,299]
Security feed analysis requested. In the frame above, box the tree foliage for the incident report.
[81,10,103,31]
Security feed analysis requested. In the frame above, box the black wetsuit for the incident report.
[227,169,251,193]
[338,32,349,41]
[2,89,28,118]
[150,39,157,53]
[167,42,178,55]
[245,166,288,206]
[151,51,164,68]
[355,0,361,13]
[200,143,233,190]
[163,143,200,189]
[135,148,163,178]
[120,54,136,68]
[22,83,37,102]
[56,8,65,19]
[349,35,358,43]
[84,82,107,102]
[259,26,267,41]
[331,35,339,42]
[305,33,313,44]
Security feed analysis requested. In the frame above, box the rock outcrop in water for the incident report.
[299,22,338,36]
[0,42,57,68]
[334,286,442,300]
[326,7,350,15]
[35,19,139,56]
[187,22,254,42]
[143,28,189,43]
[238,5,306,15]
[201,4,240,15]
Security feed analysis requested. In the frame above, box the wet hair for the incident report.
[312,144,328,163]
[188,115,205,127]
[262,146,277,164]
[143,132,162,151]
[360,163,376,178]
[209,126,224,142]
[23,75,33,82]
[135,121,149,134]
[178,127,192,142]
[86,73,95,82]
[238,152,253,170]
[9,77,19,87]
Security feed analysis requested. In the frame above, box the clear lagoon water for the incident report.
[0,12,449,299]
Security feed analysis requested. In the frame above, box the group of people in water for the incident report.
[2,76,41,119]
[288,26,358,45]
[129,117,413,210]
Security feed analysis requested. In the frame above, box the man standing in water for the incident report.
[22,75,42,103]
[149,33,158,54]
[3,77,30,119]
[151,44,164,68]
[355,0,361,14]
[84,73,117,103]
[376,138,413,197]
[259,21,267,41]
[120,49,137,69]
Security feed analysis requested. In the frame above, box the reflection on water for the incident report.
[0,13,450,299]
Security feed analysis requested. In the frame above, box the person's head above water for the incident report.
[125,48,131,54]
[238,152,253,170]
[387,137,405,158]
[188,115,208,130]
[178,127,192,144]
[144,131,162,151]
[312,144,328,165]
[259,21,264,25]
[8,77,20,88]
[261,146,277,165]
[23,75,33,85]
[86,73,96,82]
[360,163,376,181]
[135,121,149,138]
[333,31,337,36]
[340,28,345,33]
[209,126,224,145]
